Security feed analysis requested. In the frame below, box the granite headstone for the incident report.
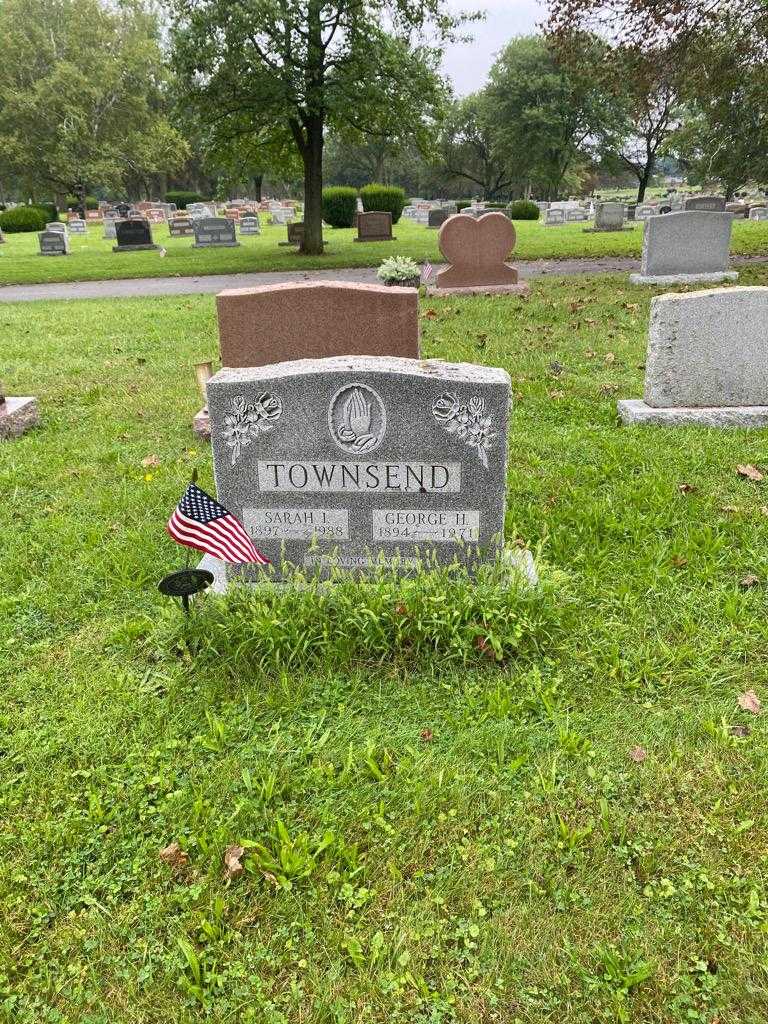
[630,211,737,285]
[113,218,159,252]
[192,217,240,248]
[356,211,394,242]
[39,230,70,255]
[206,356,511,582]
[618,287,768,427]
[684,195,726,212]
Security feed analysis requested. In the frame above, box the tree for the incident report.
[485,36,622,199]
[438,93,514,200]
[169,0,471,254]
[0,0,188,203]
[602,45,684,202]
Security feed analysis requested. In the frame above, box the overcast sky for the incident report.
[441,0,545,95]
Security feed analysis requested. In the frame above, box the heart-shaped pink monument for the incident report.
[436,212,519,289]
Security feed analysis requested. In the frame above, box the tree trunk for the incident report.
[301,116,324,255]
[636,156,654,202]
[253,174,263,202]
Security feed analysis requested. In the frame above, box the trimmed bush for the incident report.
[64,195,99,210]
[360,184,406,224]
[30,202,58,222]
[322,186,357,228]
[508,199,540,220]
[166,190,203,210]
[0,206,47,233]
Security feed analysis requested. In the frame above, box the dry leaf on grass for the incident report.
[159,841,189,871]
[142,454,161,468]
[604,352,616,365]
[223,844,245,881]
[678,483,696,494]
[420,729,434,743]
[738,690,761,715]
[671,555,688,568]
[737,464,764,482]
[629,746,647,763]
[729,724,751,738]
[739,574,760,589]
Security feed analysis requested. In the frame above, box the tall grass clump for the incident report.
[158,559,559,676]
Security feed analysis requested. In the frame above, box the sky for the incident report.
[441,0,545,95]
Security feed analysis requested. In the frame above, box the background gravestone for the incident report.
[591,202,627,232]
[68,219,87,234]
[39,230,70,255]
[429,212,529,296]
[684,196,726,212]
[192,217,240,248]
[169,217,195,237]
[750,207,768,221]
[428,209,450,229]
[544,208,565,226]
[356,211,394,242]
[205,356,512,584]
[216,281,420,367]
[279,222,305,246]
[618,287,768,427]
[630,211,737,285]
[113,219,159,252]
[239,215,261,235]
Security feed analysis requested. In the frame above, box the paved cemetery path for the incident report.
[1,253,767,303]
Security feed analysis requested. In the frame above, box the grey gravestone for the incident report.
[634,204,656,221]
[428,209,450,229]
[39,230,70,255]
[103,220,117,240]
[750,207,768,221]
[630,211,737,285]
[46,222,67,234]
[684,195,726,212]
[206,356,512,583]
[544,208,565,226]
[356,211,394,242]
[618,287,768,427]
[593,201,626,231]
[566,208,588,222]
[169,218,195,237]
[0,228,5,244]
[68,219,87,234]
[192,216,240,248]
[240,215,261,235]
[279,222,304,246]
[113,219,159,252]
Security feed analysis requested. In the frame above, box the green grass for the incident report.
[1,217,767,287]
[3,268,768,1022]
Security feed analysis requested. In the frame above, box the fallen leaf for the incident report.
[729,724,751,738]
[737,464,764,482]
[159,841,189,871]
[671,555,688,568]
[738,690,761,714]
[420,729,434,743]
[394,602,408,616]
[142,454,161,468]
[720,505,739,513]
[604,352,615,365]
[629,746,647,763]
[223,844,245,881]
[678,483,696,494]
[623,302,640,312]
[761,506,768,516]
[422,308,439,320]
[549,360,564,376]
[585,349,596,359]
[739,574,760,589]
[549,389,565,400]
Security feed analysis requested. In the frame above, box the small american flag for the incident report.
[421,260,433,283]
[167,483,269,565]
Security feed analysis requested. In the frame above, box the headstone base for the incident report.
[354,236,396,242]
[629,270,738,286]
[192,407,211,440]
[617,399,768,428]
[426,283,530,297]
[583,226,635,233]
[113,243,161,252]
[192,241,241,248]
[197,545,539,596]
[0,397,39,440]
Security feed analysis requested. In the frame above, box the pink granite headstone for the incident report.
[431,212,529,295]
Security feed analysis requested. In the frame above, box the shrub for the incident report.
[322,186,357,228]
[166,190,203,210]
[0,206,47,233]
[508,199,540,220]
[30,202,58,222]
[360,184,406,223]
[64,195,99,210]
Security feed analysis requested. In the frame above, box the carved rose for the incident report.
[432,391,495,469]
[222,392,283,465]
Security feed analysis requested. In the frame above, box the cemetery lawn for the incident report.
[4,267,768,1023]
[0,217,767,286]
